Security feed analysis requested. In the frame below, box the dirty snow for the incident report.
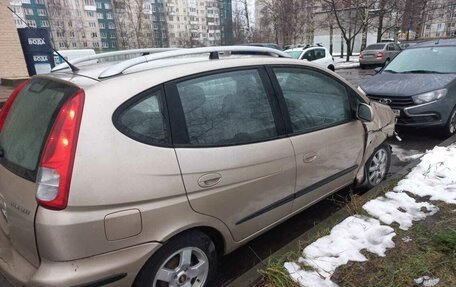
[391,144,424,162]
[414,276,440,287]
[285,216,395,282]
[285,263,338,287]
[363,192,438,230]
[334,56,360,70]
[394,145,456,204]
[285,144,456,286]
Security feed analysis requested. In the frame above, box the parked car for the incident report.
[359,39,456,136]
[0,46,395,287]
[284,45,336,71]
[359,43,402,68]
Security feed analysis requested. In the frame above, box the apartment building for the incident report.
[421,0,456,39]
[10,0,232,50]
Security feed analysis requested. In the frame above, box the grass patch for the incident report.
[332,203,456,287]
[257,254,300,287]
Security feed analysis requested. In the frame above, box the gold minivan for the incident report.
[0,47,395,287]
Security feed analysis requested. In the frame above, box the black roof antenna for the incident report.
[7,6,80,73]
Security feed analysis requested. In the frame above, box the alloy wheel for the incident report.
[153,247,209,287]
[368,148,388,185]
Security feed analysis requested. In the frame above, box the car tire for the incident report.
[133,230,217,287]
[361,143,391,190]
[442,106,456,138]
[328,65,335,71]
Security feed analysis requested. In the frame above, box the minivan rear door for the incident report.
[168,68,296,242]
[0,77,79,267]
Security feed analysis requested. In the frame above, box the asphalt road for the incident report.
[0,67,445,287]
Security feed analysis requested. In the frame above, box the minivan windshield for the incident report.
[0,78,77,179]
[384,46,456,74]
[286,51,303,59]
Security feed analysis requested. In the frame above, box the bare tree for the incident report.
[113,0,155,49]
[257,0,313,46]
[46,0,84,49]
[321,0,378,61]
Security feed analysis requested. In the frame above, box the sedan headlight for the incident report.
[412,89,447,104]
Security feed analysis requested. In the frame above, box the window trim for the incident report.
[112,85,173,147]
[266,65,361,137]
[164,66,287,148]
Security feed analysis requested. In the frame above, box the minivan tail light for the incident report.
[377,52,383,58]
[37,89,85,210]
[0,80,28,133]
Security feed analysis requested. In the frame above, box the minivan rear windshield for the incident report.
[0,78,78,180]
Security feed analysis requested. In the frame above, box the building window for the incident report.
[108,22,115,29]
[36,0,45,4]
[83,42,88,47]
[59,42,66,48]
[101,32,107,38]
[27,20,37,27]
[84,0,95,6]
[104,3,111,9]
[24,8,34,15]
[112,42,117,48]
[99,22,105,29]
[93,42,100,48]
[91,32,98,38]
[106,12,113,19]
[89,22,96,28]
[37,9,47,16]
[72,42,77,48]
[97,12,104,19]
[41,20,50,27]
[86,11,95,17]
[96,2,102,9]
[102,42,109,48]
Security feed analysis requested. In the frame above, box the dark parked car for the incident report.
[359,39,456,136]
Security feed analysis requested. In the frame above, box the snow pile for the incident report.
[363,192,438,230]
[284,145,456,286]
[285,263,338,287]
[284,216,395,283]
[414,276,440,287]
[391,144,423,162]
[394,145,456,204]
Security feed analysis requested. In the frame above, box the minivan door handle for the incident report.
[303,152,318,163]
[198,173,222,188]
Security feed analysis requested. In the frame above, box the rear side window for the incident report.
[176,69,277,146]
[315,48,326,59]
[365,44,386,50]
[0,78,78,178]
[115,89,169,145]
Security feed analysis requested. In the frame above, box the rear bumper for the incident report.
[0,228,161,287]
[359,58,384,65]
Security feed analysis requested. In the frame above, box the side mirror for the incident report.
[358,103,374,122]
[374,67,382,74]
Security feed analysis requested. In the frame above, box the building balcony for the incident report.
[84,5,97,11]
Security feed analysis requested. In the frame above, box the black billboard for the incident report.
[17,28,55,76]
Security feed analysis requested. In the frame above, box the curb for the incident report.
[227,134,456,287]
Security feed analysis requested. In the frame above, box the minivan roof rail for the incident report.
[52,48,178,72]
[98,46,291,79]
